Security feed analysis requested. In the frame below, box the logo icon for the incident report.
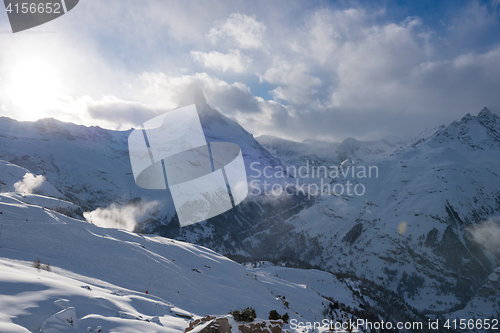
[128,104,249,227]
[4,0,79,33]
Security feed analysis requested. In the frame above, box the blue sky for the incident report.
[0,0,499,142]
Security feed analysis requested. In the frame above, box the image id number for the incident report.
[6,2,62,14]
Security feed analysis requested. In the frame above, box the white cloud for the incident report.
[306,12,339,65]
[330,18,426,110]
[134,72,260,114]
[191,49,252,73]
[208,13,266,49]
[129,71,291,136]
[14,173,45,194]
[86,95,162,127]
[259,59,321,104]
[6,94,164,131]
[468,218,500,256]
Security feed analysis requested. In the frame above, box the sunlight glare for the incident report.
[8,58,62,120]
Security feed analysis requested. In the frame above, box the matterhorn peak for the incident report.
[175,84,208,110]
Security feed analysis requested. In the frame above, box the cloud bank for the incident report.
[1,1,500,142]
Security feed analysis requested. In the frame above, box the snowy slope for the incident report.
[0,258,185,333]
[0,160,65,199]
[0,192,381,333]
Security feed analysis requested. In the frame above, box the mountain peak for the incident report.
[459,108,498,125]
[460,113,474,123]
[339,137,361,146]
[432,107,500,151]
[477,107,499,123]
[176,84,208,110]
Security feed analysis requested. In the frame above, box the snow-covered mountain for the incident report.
[252,108,500,318]
[0,191,427,332]
[1,103,499,326]
[0,92,290,229]
[335,135,408,162]
[256,134,407,169]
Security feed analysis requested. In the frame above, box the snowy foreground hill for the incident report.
[0,192,425,333]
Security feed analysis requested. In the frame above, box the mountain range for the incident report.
[0,103,499,330]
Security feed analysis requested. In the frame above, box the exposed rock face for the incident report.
[185,315,217,332]
[185,316,283,333]
[238,321,282,333]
